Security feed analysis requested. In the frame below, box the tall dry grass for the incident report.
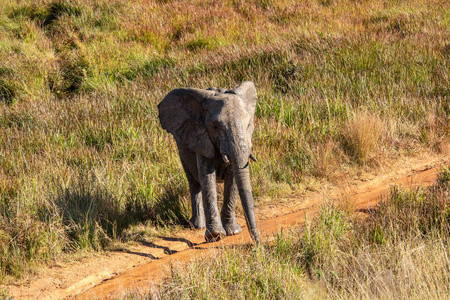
[342,112,384,165]
[0,0,449,281]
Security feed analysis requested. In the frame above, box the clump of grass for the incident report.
[308,139,340,179]
[342,112,384,165]
[0,78,16,105]
[185,37,212,51]
[0,67,16,105]
[9,0,82,29]
[296,203,354,277]
[0,289,13,300]
[48,53,90,97]
[420,113,450,153]
[116,57,176,82]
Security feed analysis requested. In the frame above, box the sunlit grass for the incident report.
[0,0,449,280]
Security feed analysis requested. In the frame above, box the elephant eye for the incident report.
[212,121,220,129]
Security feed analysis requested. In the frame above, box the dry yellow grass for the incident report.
[342,112,384,165]
[0,0,448,282]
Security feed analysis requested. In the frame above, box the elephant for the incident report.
[158,81,260,243]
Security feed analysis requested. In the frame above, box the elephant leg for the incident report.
[186,173,205,229]
[179,152,206,229]
[196,154,225,242]
[221,169,242,236]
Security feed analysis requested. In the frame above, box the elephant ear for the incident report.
[231,81,258,115]
[158,88,216,158]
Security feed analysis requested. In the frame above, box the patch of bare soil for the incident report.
[1,154,448,299]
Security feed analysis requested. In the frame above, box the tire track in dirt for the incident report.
[75,163,444,299]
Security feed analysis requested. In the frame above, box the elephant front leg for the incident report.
[221,169,242,236]
[197,154,226,242]
[186,175,205,229]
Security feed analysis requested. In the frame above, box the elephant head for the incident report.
[158,81,260,242]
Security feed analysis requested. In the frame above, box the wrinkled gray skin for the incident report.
[158,81,260,243]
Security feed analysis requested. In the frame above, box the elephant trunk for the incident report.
[232,158,260,243]
[224,110,259,242]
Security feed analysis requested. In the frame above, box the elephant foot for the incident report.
[223,223,242,236]
[189,216,206,229]
[204,227,226,242]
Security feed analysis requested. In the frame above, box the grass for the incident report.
[0,0,449,281]
[143,167,450,299]
[342,112,384,165]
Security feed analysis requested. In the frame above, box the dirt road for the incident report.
[2,156,447,299]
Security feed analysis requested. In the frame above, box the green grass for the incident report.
[148,167,450,299]
[0,0,449,280]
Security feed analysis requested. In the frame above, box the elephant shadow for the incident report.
[134,236,224,257]
[49,175,191,249]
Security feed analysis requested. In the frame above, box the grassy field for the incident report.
[136,167,450,299]
[0,0,449,281]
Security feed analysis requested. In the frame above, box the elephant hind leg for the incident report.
[221,169,242,236]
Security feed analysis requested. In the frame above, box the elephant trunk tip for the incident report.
[254,234,261,244]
